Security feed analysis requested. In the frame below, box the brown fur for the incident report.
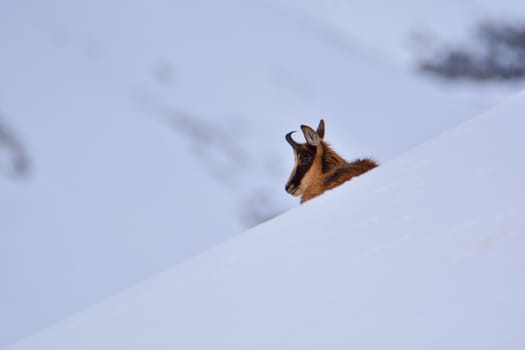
[300,142,377,203]
[285,120,378,204]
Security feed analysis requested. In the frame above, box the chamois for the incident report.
[285,119,377,204]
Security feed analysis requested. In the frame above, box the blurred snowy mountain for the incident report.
[1,0,524,347]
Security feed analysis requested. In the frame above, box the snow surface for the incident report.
[7,91,525,349]
[2,0,525,346]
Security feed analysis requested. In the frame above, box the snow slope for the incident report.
[4,0,519,346]
[8,91,525,349]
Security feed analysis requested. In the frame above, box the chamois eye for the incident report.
[301,154,311,163]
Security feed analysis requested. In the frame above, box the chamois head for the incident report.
[284,119,327,197]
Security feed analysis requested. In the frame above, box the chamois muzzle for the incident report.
[285,182,298,195]
[286,131,299,149]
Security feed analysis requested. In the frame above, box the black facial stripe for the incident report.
[289,162,313,187]
[289,145,317,187]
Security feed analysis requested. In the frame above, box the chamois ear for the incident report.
[301,124,320,146]
[316,119,325,139]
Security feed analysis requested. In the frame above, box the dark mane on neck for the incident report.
[320,141,348,174]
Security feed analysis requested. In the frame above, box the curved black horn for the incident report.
[286,131,299,148]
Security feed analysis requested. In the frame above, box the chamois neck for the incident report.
[320,141,348,174]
